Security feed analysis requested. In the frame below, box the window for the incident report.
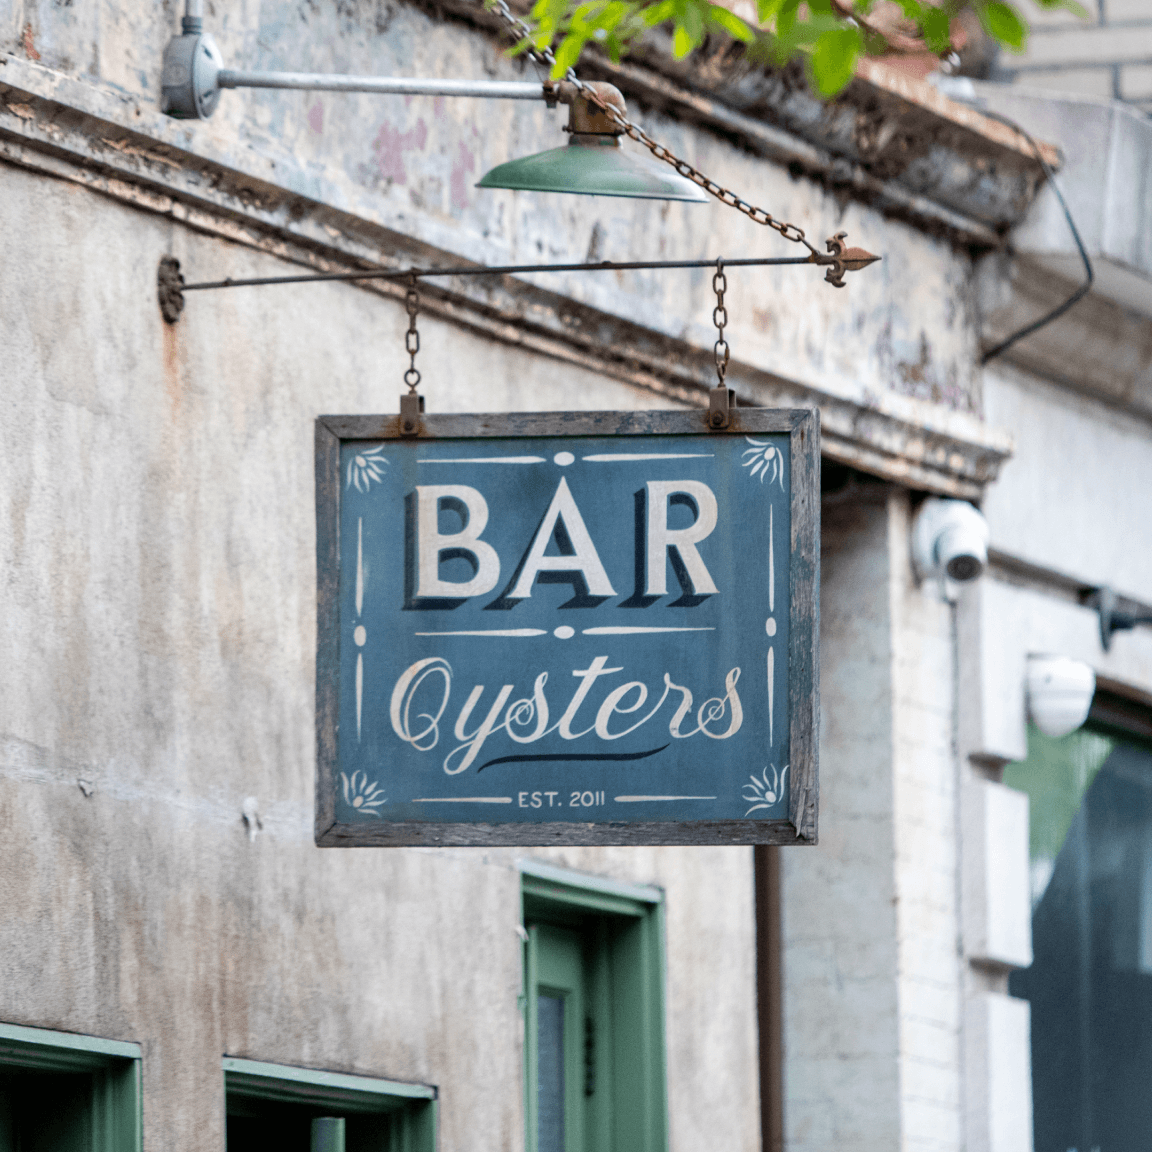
[520,861,667,1152]
[0,1022,142,1152]
[223,1058,436,1152]
[1006,700,1152,1152]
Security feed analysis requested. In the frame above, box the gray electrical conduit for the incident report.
[978,110,1094,365]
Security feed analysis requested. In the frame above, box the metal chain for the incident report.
[712,258,730,385]
[484,0,817,254]
[404,274,421,392]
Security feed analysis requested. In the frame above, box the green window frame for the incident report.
[0,1022,142,1152]
[223,1058,436,1152]
[520,860,668,1152]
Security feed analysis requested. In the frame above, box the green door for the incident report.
[531,925,585,1152]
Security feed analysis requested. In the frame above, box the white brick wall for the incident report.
[784,496,902,1152]
[784,491,965,1152]
[890,494,964,1152]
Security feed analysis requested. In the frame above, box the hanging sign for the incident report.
[315,409,818,846]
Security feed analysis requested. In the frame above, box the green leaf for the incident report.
[776,0,801,36]
[891,0,924,20]
[773,9,844,58]
[551,31,587,76]
[595,1,630,29]
[921,5,952,52]
[679,0,706,42]
[756,0,788,22]
[1034,0,1090,16]
[981,0,1027,50]
[707,4,756,40]
[641,0,678,26]
[809,25,861,95]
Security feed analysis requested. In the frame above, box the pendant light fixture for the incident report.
[476,83,707,202]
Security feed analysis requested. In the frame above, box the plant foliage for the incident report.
[505,0,1089,97]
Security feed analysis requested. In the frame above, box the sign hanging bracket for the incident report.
[400,272,425,435]
[708,384,734,430]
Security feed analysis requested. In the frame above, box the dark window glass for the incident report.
[0,1072,92,1152]
[538,995,566,1152]
[1008,731,1152,1152]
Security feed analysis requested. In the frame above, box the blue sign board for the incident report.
[315,410,818,846]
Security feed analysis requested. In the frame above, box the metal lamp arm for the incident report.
[160,32,551,119]
[215,71,547,100]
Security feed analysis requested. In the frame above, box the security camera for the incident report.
[912,498,990,584]
[1026,654,1095,738]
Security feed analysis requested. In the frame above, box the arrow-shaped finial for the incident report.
[823,232,882,288]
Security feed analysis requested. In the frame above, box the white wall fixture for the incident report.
[1025,654,1096,737]
[912,498,990,584]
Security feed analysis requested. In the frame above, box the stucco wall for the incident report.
[0,162,760,1152]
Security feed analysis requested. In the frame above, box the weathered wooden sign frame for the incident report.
[315,408,818,847]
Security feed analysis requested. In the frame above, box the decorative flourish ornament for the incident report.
[741,438,785,487]
[743,764,788,816]
[341,770,388,815]
[346,446,389,492]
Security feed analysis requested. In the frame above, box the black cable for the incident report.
[979,110,1093,366]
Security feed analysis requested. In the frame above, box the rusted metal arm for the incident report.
[175,250,868,294]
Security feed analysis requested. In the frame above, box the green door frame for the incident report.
[520,861,667,1152]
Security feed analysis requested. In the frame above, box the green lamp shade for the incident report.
[477,135,709,202]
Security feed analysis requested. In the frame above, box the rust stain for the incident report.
[21,23,40,62]
[162,316,181,411]
[893,330,971,411]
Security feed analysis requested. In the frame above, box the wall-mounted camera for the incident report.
[1025,654,1096,738]
[912,498,990,586]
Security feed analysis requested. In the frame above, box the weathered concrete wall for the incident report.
[1,0,985,419]
[0,162,760,1151]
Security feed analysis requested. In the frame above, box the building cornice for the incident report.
[0,55,1011,498]
[429,0,1055,242]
